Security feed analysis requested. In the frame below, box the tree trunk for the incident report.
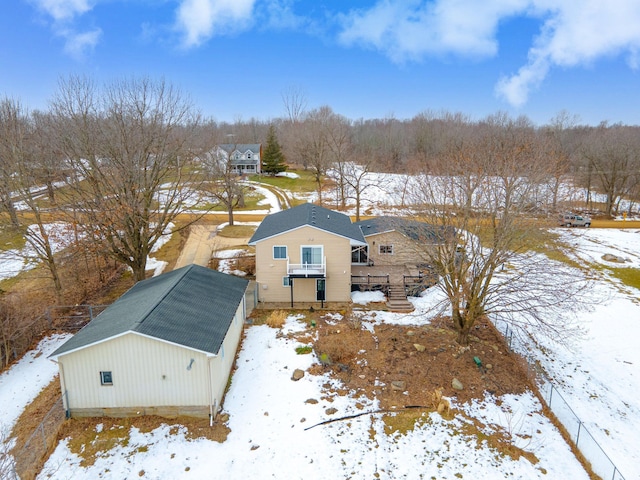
[228,208,234,226]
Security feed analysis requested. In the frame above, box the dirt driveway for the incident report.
[175,225,252,269]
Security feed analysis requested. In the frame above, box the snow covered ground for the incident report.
[2,173,639,479]
[36,305,589,479]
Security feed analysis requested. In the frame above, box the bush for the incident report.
[295,345,313,355]
[266,310,287,328]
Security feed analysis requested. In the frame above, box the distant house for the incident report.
[49,264,249,420]
[215,144,262,175]
[248,203,368,305]
[354,216,451,266]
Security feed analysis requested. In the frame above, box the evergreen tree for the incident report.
[262,124,287,176]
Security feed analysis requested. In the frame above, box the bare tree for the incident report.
[298,106,333,204]
[0,98,67,296]
[51,76,202,281]
[412,113,587,345]
[201,136,248,226]
[281,86,308,123]
[0,98,23,228]
[582,123,638,216]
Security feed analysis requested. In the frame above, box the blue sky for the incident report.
[2,0,640,125]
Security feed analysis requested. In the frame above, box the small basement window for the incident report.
[379,245,393,255]
[100,371,113,385]
[283,276,293,287]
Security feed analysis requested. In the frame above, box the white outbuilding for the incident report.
[49,264,249,422]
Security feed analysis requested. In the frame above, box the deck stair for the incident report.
[386,284,415,312]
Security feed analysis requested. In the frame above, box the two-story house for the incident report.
[215,144,262,174]
[248,203,368,306]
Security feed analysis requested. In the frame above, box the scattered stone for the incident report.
[452,378,464,390]
[391,380,406,391]
[250,445,260,451]
[305,398,318,404]
[291,369,305,381]
[325,407,338,415]
[413,343,426,352]
[264,411,269,416]
[217,413,230,423]
[486,363,493,370]
[406,330,416,337]
[358,374,366,379]
[300,418,306,423]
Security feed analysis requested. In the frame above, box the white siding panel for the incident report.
[60,333,210,410]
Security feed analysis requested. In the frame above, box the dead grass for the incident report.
[218,225,256,238]
[57,416,230,468]
[266,310,287,328]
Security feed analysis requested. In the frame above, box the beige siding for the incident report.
[366,231,429,266]
[254,226,352,303]
[58,298,245,418]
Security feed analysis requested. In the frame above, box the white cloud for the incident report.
[175,0,256,48]
[29,0,94,21]
[497,0,640,105]
[338,0,529,63]
[62,27,102,59]
[339,0,640,106]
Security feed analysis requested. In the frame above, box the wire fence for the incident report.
[10,393,66,480]
[498,321,626,480]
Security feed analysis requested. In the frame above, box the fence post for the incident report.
[548,384,554,406]
[576,421,582,444]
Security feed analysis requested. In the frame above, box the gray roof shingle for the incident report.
[248,203,367,245]
[50,265,248,358]
[354,216,453,243]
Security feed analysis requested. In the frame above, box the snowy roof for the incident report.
[50,264,248,358]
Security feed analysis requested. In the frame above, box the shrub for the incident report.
[266,310,287,328]
[295,345,313,355]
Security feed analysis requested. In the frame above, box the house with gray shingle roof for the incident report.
[215,143,262,174]
[354,216,453,267]
[49,264,248,420]
[248,203,367,306]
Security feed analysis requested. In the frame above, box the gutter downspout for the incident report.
[52,358,69,418]
[207,354,216,427]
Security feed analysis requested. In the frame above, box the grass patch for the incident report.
[249,169,317,193]
[381,410,430,436]
[295,345,313,355]
[0,223,28,251]
[607,267,640,289]
[218,225,256,238]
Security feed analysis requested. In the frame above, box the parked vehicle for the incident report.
[558,213,591,227]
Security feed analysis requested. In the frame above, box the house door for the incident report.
[316,279,326,302]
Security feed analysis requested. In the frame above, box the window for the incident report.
[100,371,113,385]
[283,276,293,287]
[379,245,393,255]
[273,246,287,259]
[301,246,322,264]
[247,152,252,159]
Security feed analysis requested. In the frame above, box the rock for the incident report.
[264,411,269,416]
[218,413,230,423]
[406,330,416,336]
[358,374,366,379]
[485,363,493,370]
[300,418,306,423]
[452,378,464,390]
[291,369,305,381]
[325,407,338,415]
[391,380,406,391]
[602,253,626,263]
[413,343,426,352]
[305,398,318,404]
[250,445,260,451]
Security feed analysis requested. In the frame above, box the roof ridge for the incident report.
[130,264,195,331]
